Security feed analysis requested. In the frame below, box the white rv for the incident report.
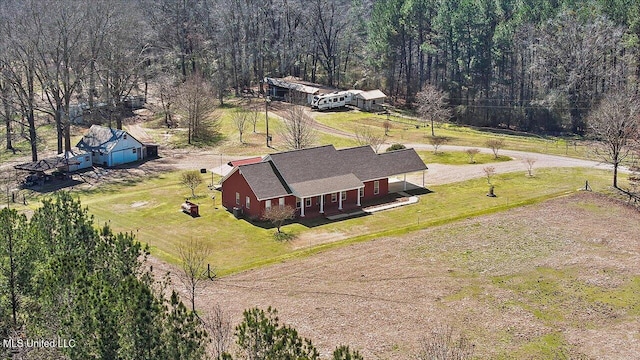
[311,91,352,110]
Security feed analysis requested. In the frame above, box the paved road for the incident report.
[400,143,620,186]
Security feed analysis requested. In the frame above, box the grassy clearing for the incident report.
[142,104,355,155]
[312,110,590,158]
[27,166,613,276]
[0,123,85,163]
[418,150,511,165]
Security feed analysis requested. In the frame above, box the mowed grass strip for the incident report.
[312,110,589,158]
[418,150,511,165]
[74,167,617,275]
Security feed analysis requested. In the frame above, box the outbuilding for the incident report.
[354,90,387,111]
[76,125,144,167]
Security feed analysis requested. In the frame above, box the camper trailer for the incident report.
[311,91,352,110]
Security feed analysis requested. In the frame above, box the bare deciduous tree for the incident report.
[176,75,220,144]
[201,304,232,359]
[483,166,496,185]
[157,74,178,128]
[588,90,640,188]
[524,157,536,177]
[263,205,296,234]
[232,110,248,143]
[415,84,452,137]
[383,120,391,136]
[0,3,39,161]
[280,106,316,150]
[181,170,203,198]
[485,139,504,159]
[428,136,449,154]
[178,238,213,313]
[249,109,259,133]
[355,126,385,153]
[465,148,480,164]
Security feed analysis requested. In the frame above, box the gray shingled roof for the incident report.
[239,161,290,200]
[376,148,429,178]
[233,144,427,199]
[288,174,363,198]
[76,125,129,152]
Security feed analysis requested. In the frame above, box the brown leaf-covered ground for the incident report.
[153,192,640,359]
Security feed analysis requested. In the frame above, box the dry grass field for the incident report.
[158,192,640,359]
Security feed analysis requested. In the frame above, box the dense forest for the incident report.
[1,0,639,161]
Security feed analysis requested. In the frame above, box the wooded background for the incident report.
[1,0,639,159]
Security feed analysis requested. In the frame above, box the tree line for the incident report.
[1,0,639,162]
[0,193,207,359]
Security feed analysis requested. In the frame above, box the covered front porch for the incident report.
[297,186,363,218]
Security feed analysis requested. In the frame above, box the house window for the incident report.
[305,198,312,207]
[374,180,380,195]
[279,198,285,208]
[331,193,337,203]
[246,196,250,209]
[359,188,364,198]
[85,156,90,161]
[132,148,136,153]
[236,192,240,205]
[296,198,301,209]
[339,97,344,101]
[265,200,271,210]
[124,134,127,139]
[341,191,346,201]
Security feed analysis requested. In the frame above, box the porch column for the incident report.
[422,170,425,188]
[300,197,305,217]
[357,189,361,206]
[403,174,407,191]
[320,195,324,214]
[338,192,343,210]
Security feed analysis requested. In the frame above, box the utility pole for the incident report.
[265,96,271,147]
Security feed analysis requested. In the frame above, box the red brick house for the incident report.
[221,145,427,219]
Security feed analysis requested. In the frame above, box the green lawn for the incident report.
[142,104,356,155]
[313,111,590,159]
[0,123,84,163]
[418,150,511,165]
[39,166,617,276]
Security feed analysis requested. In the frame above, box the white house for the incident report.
[76,125,144,167]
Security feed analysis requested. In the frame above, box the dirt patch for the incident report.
[150,192,640,359]
[130,201,149,208]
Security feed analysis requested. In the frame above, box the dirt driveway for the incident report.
[153,192,640,359]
